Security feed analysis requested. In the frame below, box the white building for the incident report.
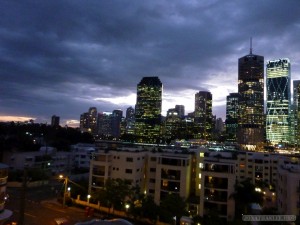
[277,164,300,216]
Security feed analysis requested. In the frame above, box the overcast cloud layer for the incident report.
[1,0,300,126]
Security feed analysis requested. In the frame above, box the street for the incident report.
[5,184,92,225]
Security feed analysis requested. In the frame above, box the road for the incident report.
[5,183,92,225]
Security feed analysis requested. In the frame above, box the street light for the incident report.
[125,204,130,213]
[87,194,91,204]
[59,175,68,208]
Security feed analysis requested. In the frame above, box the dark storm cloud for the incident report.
[1,0,300,124]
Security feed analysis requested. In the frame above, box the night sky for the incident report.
[1,0,300,126]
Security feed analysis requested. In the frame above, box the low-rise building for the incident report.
[277,164,300,216]
[0,163,12,224]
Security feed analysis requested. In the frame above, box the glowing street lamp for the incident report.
[125,203,130,213]
[87,194,91,204]
[59,175,68,208]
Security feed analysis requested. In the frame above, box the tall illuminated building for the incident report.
[237,44,265,149]
[135,77,162,143]
[80,107,98,135]
[293,80,300,147]
[225,93,240,143]
[290,80,300,148]
[111,109,123,138]
[97,112,112,137]
[164,108,181,140]
[266,59,291,146]
[125,106,135,135]
[194,91,212,140]
[88,107,98,135]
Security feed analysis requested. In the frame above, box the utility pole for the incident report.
[18,168,28,225]
[60,175,68,208]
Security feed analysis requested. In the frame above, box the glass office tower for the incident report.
[135,76,162,143]
[237,49,265,149]
[293,80,300,147]
[194,91,212,140]
[225,93,240,143]
[266,59,291,146]
[291,80,300,149]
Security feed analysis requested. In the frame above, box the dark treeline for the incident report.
[0,122,94,153]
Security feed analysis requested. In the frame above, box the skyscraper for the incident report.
[135,76,162,143]
[88,107,98,135]
[194,91,212,140]
[293,80,300,147]
[80,107,98,134]
[125,106,135,135]
[164,108,181,140]
[225,93,239,142]
[51,115,60,127]
[80,112,89,133]
[266,59,291,146]
[237,44,265,149]
[97,112,112,137]
[175,105,185,119]
[111,109,123,138]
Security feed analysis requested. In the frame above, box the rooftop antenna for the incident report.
[250,37,253,54]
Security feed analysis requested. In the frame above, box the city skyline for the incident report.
[1,1,300,126]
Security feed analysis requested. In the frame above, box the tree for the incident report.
[101,178,132,213]
[231,178,263,220]
[128,194,159,223]
[159,193,188,224]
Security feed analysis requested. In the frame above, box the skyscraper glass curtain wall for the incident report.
[237,52,265,149]
[266,59,291,145]
[135,77,162,143]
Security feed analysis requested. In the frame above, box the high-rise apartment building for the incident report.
[266,59,291,146]
[135,77,162,143]
[80,112,89,133]
[88,107,98,135]
[237,46,265,149]
[80,107,98,134]
[194,91,212,140]
[225,93,239,143]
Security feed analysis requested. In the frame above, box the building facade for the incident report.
[134,77,162,143]
[194,91,213,140]
[88,141,300,222]
[175,105,185,119]
[225,93,239,143]
[266,59,291,146]
[0,163,12,224]
[164,108,181,140]
[237,49,265,149]
[293,80,300,148]
[277,164,300,216]
[125,106,135,135]
[80,107,98,135]
[97,112,113,138]
[51,115,60,127]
